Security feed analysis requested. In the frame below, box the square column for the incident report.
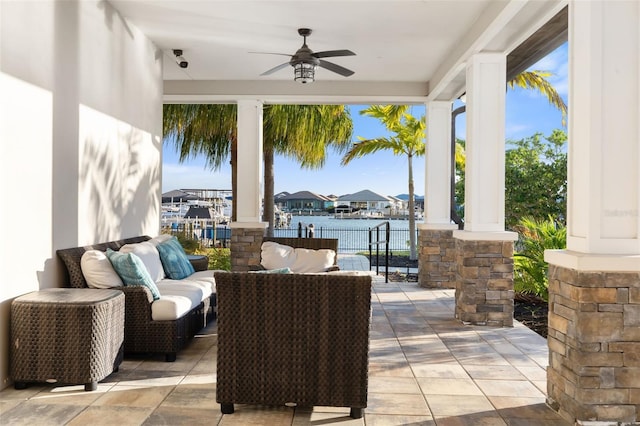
[236,100,263,223]
[454,231,517,327]
[464,53,507,233]
[419,101,458,288]
[545,1,640,423]
[231,100,267,271]
[453,52,518,324]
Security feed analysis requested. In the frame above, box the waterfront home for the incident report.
[338,189,393,215]
[278,190,334,213]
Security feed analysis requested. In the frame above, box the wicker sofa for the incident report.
[215,270,372,418]
[57,235,215,362]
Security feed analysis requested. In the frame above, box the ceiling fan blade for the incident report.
[261,62,291,76]
[249,52,292,57]
[313,49,356,58]
[318,60,354,77]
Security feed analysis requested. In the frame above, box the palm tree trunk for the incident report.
[263,146,275,236]
[407,154,417,260]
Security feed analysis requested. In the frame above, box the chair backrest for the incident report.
[261,237,338,265]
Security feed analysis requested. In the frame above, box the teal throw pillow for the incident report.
[156,237,195,279]
[106,249,161,300]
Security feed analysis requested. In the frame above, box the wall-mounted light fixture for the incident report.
[173,49,188,68]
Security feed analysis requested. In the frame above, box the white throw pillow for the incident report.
[81,250,123,289]
[291,248,336,273]
[120,241,166,282]
[260,242,297,270]
[260,241,336,273]
[148,233,173,246]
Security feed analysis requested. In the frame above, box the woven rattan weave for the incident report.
[56,236,214,362]
[215,271,371,418]
[11,288,124,391]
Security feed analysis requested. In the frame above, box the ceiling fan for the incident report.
[255,28,356,83]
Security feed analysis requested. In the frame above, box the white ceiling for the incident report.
[109,0,566,103]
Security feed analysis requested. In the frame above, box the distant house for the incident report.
[386,195,406,214]
[279,191,333,212]
[337,190,392,214]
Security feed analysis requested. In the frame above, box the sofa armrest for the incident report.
[188,255,209,272]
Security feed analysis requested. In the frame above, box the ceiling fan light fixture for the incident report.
[294,62,316,84]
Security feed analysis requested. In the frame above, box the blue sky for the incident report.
[162,43,568,197]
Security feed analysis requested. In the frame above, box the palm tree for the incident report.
[163,104,352,233]
[508,70,567,125]
[341,105,425,260]
[263,105,352,235]
[163,104,238,219]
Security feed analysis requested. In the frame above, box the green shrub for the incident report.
[194,248,231,271]
[513,216,566,301]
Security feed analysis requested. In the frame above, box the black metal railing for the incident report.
[369,221,390,283]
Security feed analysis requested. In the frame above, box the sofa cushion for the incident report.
[106,249,161,300]
[260,241,336,273]
[80,250,124,289]
[151,295,194,321]
[120,241,166,282]
[156,237,195,280]
[181,270,216,295]
[148,233,173,246]
[156,281,206,305]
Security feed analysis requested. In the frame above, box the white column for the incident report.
[235,100,264,224]
[459,53,516,242]
[422,100,457,230]
[546,0,640,270]
[569,1,639,255]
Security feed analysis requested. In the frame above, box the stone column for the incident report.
[419,101,457,288]
[230,100,267,271]
[453,53,518,324]
[544,2,640,423]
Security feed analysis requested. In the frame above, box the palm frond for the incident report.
[508,70,567,125]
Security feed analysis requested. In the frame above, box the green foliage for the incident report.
[174,231,200,254]
[505,130,567,230]
[513,216,566,300]
[194,248,231,271]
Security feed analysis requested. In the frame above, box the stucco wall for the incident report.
[0,0,163,389]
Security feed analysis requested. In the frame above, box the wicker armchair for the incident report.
[214,271,371,418]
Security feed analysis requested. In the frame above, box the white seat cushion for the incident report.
[156,281,205,306]
[151,295,194,321]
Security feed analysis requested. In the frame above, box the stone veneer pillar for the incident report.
[543,2,640,423]
[546,265,640,423]
[418,226,457,289]
[454,233,517,327]
[229,223,266,271]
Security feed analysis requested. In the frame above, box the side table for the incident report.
[11,288,124,391]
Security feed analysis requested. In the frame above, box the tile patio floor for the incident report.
[0,255,569,425]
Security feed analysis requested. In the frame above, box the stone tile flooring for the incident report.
[0,255,569,425]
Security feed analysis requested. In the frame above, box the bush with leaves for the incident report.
[513,216,566,301]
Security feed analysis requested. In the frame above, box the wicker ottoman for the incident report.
[11,288,124,391]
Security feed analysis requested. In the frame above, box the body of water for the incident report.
[274,215,415,252]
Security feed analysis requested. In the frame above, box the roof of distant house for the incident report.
[183,206,212,219]
[279,191,332,201]
[338,190,391,202]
